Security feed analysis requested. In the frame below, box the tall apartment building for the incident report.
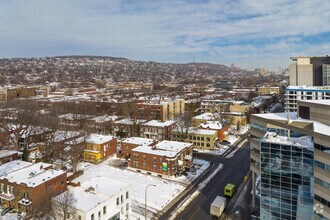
[250,100,330,219]
[285,86,330,112]
[289,56,330,86]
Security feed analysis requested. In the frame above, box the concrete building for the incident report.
[55,177,131,220]
[323,64,330,86]
[285,86,330,112]
[250,100,330,219]
[0,161,67,214]
[289,56,330,87]
[129,140,193,177]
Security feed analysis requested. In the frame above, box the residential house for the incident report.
[118,137,156,159]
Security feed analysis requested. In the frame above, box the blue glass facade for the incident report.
[260,138,314,220]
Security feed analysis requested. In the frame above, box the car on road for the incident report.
[224,183,236,197]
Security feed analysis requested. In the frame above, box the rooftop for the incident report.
[132,140,192,158]
[142,120,176,127]
[0,150,19,159]
[86,134,115,145]
[0,162,65,188]
[262,132,314,150]
[0,160,31,177]
[68,176,130,212]
[121,137,155,146]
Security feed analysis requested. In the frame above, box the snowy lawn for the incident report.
[74,162,185,213]
[174,159,210,184]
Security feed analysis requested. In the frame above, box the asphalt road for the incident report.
[159,135,251,220]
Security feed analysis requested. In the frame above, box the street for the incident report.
[159,135,251,220]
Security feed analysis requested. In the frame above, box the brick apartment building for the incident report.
[0,161,67,213]
[140,120,176,140]
[129,141,193,177]
[118,137,157,159]
[0,150,19,165]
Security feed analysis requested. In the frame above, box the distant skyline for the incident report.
[0,0,329,71]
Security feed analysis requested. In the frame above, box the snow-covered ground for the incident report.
[74,158,210,218]
[75,162,184,215]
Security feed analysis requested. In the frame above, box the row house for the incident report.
[129,140,193,177]
[59,114,93,130]
[171,128,218,150]
[58,177,131,220]
[84,134,117,163]
[200,100,234,113]
[118,137,157,160]
[0,161,67,214]
[140,120,176,140]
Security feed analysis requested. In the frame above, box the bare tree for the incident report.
[175,111,193,142]
[52,190,77,220]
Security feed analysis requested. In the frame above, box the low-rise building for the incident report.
[191,112,217,127]
[229,101,251,114]
[171,128,218,150]
[198,121,228,142]
[55,177,131,220]
[0,161,67,213]
[118,137,156,159]
[258,86,281,95]
[114,118,146,138]
[84,134,117,163]
[140,120,176,140]
[0,150,20,165]
[129,141,193,177]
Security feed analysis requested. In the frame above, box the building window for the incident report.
[103,206,106,214]
[78,215,81,220]
[126,191,129,199]
[121,195,123,204]
[116,197,119,206]
[98,211,101,218]
[91,214,94,220]
[143,155,146,161]
[153,165,157,171]
[206,138,210,142]
[48,185,51,191]
[143,163,146,169]
[126,203,129,211]
[153,157,157,163]
[0,183,3,193]
[61,179,64,185]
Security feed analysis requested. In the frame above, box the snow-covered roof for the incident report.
[114,118,146,125]
[69,176,130,212]
[0,162,65,188]
[0,150,19,159]
[20,126,50,138]
[90,115,120,123]
[299,99,330,106]
[262,132,313,150]
[0,160,31,177]
[142,120,176,127]
[64,137,85,145]
[198,121,223,130]
[132,140,192,158]
[173,127,217,136]
[59,113,92,120]
[53,130,81,143]
[192,113,214,120]
[121,137,155,146]
[86,134,115,144]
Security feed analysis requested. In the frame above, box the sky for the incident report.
[0,0,329,70]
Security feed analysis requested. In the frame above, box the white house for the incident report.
[54,176,131,220]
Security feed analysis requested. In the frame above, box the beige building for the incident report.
[289,57,314,86]
[250,100,330,219]
[258,86,281,95]
[229,101,251,114]
[0,86,50,101]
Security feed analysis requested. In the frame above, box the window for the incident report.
[153,157,157,163]
[98,211,101,218]
[103,206,106,214]
[143,155,146,161]
[126,203,129,211]
[143,163,146,169]
[197,136,200,141]
[0,183,3,193]
[121,195,123,203]
[47,185,51,191]
[78,215,82,220]
[126,191,129,199]
[116,197,119,205]
[206,138,210,142]
[54,182,56,186]
[91,214,94,220]
[61,179,64,185]
[153,165,157,171]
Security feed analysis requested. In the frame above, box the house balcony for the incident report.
[0,193,15,201]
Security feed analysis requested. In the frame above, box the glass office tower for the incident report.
[260,133,314,220]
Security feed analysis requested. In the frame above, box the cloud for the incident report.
[0,0,329,70]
